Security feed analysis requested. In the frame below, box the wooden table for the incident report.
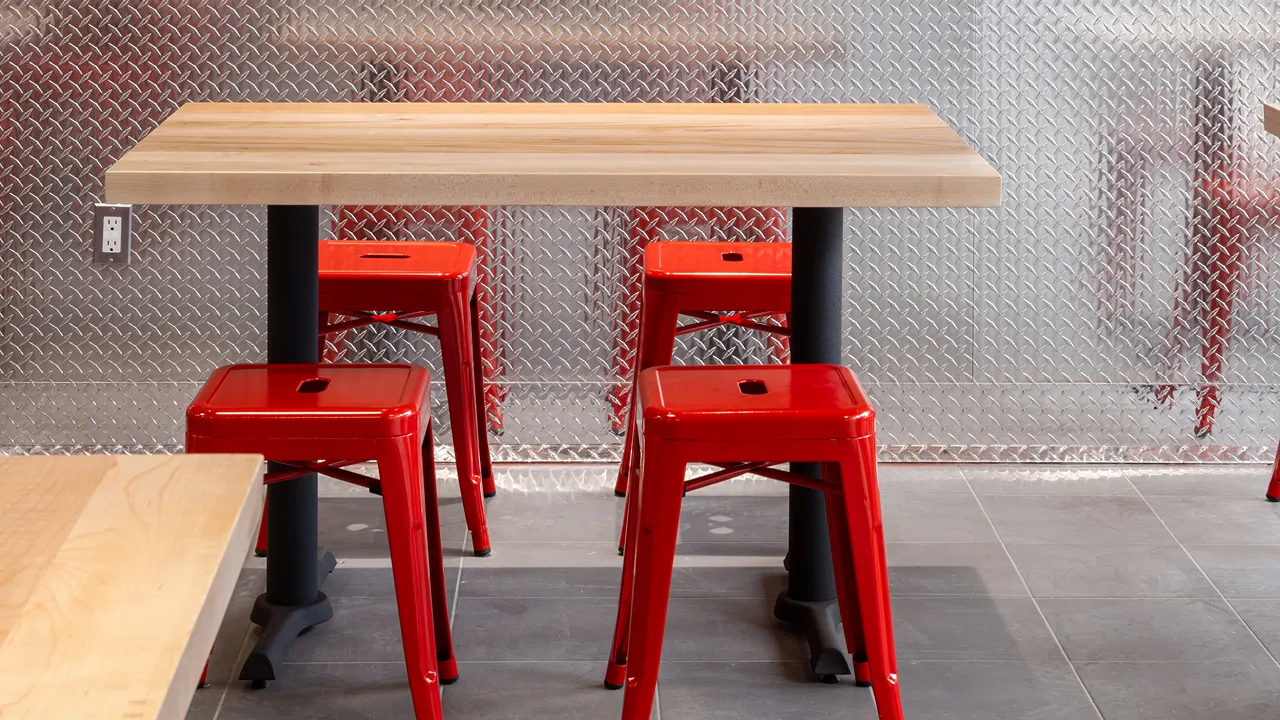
[1266,103,1280,138]
[105,102,1000,683]
[104,103,999,207]
[0,454,263,719]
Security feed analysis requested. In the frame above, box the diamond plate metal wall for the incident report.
[3,0,1280,461]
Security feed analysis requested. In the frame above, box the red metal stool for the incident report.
[608,207,787,433]
[613,240,791,497]
[604,365,902,720]
[334,204,508,435]
[187,364,456,719]
[317,239,495,556]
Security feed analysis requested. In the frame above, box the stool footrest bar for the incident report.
[675,311,789,337]
[703,462,841,494]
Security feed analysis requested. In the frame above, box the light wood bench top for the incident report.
[1266,104,1280,138]
[104,102,1001,208]
[0,455,263,720]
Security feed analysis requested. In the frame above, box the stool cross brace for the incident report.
[323,310,440,337]
[675,311,789,338]
[686,461,840,494]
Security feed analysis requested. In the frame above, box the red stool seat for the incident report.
[605,364,903,720]
[316,240,495,556]
[613,241,792,496]
[638,364,871,441]
[188,364,428,438]
[319,240,477,308]
[187,363,455,720]
[643,240,791,309]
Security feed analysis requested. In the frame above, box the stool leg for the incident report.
[821,464,870,687]
[471,296,496,498]
[465,204,508,435]
[837,439,903,720]
[772,311,792,363]
[616,488,630,556]
[613,408,640,498]
[437,294,492,556]
[1267,441,1280,501]
[318,311,330,362]
[613,293,682,498]
[857,436,895,671]
[380,435,445,720]
[198,649,211,688]
[618,441,684,720]
[421,426,458,684]
[605,477,644,688]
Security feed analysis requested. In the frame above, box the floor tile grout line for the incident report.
[441,511,469,698]
[272,657,1280,666]
[1017,659,1279,664]
[958,468,1108,720]
[302,539,1189,549]
[654,680,662,720]
[1127,478,1280,672]
[207,619,259,720]
[451,519,468,630]
[968,494,1142,498]
[450,594,1041,600]
[378,592,1080,600]
[279,658,872,665]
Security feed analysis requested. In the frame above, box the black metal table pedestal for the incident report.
[773,206,855,683]
[240,205,337,686]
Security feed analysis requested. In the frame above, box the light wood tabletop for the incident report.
[0,454,263,720]
[1266,104,1280,138]
[104,102,1001,208]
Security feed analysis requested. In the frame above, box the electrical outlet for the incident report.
[93,203,131,265]
[102,216,122,253]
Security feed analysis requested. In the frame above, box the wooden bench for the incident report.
[0,454,262,720]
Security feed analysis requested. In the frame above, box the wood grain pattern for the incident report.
[1266,103,1280,138]
[0,455,263,720]
[105,103,1002,207]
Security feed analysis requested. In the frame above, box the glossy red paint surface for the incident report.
[636,364,873,441]
[614,241,792,495]
[644,240,791,310]
[605,363,902,720]
[318,239,495,551]
[318,239,477,309]
[188,363,428,438]
[186,363,453,719]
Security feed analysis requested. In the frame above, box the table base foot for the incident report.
[241,550,338,683]
[773,591,851,680]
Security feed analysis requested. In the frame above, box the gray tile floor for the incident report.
[189,464,1280,720]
